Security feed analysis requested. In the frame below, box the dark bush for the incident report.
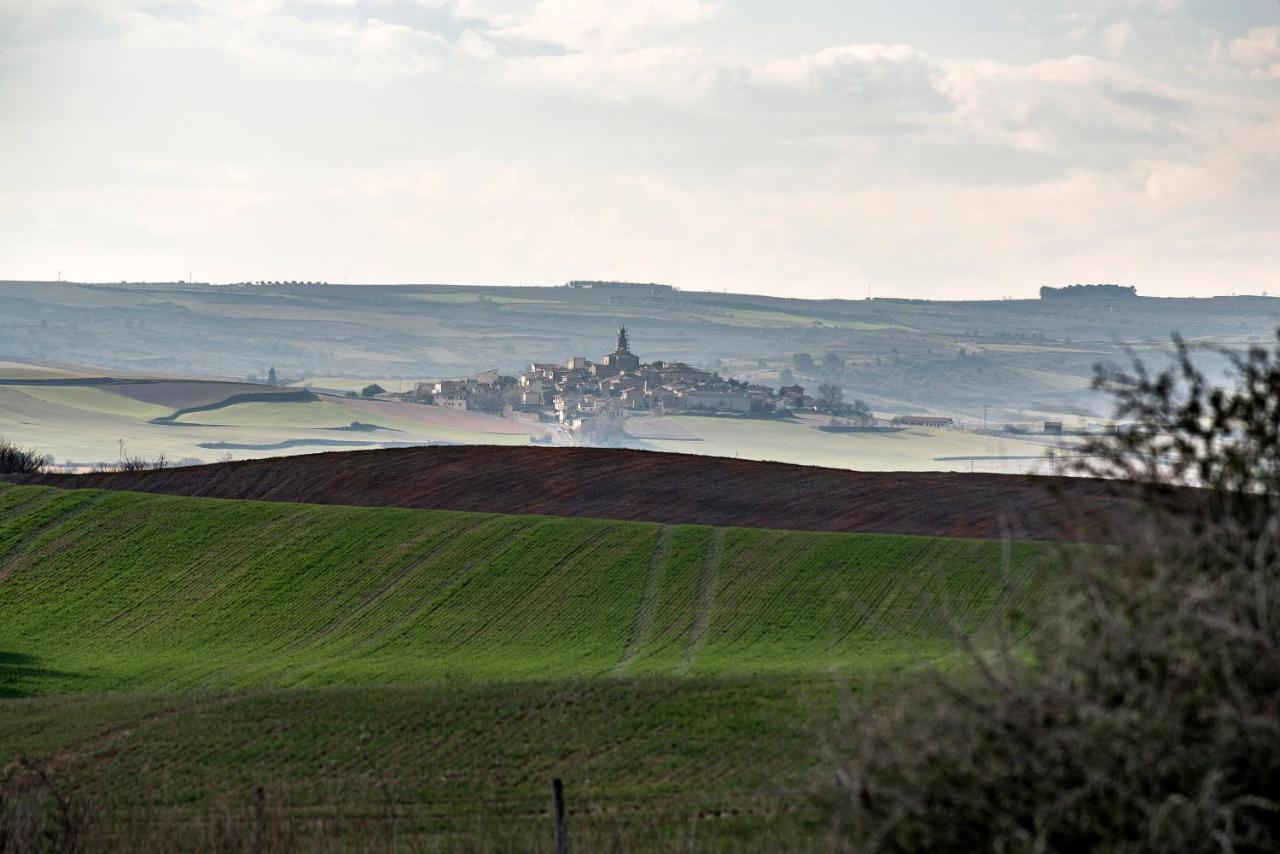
[830,332,1280,853]
[0,439,47,475]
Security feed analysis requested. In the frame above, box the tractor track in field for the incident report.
[615,526,674,675]
[9,446,1142,541]
[679,529,725,675]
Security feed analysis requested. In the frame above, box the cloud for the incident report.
[0,0,122,46]
[1229,26,1280,79]
[2,0,1278,298]
[498,44,730,102]
[754,44,947,108]
[219,14,453,79]
[492,0,720,52]
[1102,20,1131,56]
[936,55,1195,162]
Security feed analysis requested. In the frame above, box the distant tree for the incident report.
[817,382,844,412]
[118,452,169,472]
[779,367,796,386]
[267,367,278,387]
[1040,283,1137,300]
[360,384,387,399]
[344,391,359,398]
[822,352,845,373]
[793,353,814,372]
[850,398,872,424]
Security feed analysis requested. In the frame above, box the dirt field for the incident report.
[16,446,1136,540]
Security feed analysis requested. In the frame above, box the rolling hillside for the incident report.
[0,482,1051,696]
[0,478,1057,846]
[21,445,1134,541]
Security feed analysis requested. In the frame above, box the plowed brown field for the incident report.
[14,446,1135,540]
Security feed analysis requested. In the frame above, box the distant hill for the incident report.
[2,281,1277,423]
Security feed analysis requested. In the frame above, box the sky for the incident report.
[1,0,1277,300]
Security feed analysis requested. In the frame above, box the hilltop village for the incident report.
[389,328,823,431]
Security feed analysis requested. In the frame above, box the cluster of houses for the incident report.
[391,329,815,426]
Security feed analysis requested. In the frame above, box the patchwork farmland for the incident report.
[0,360,1077,475]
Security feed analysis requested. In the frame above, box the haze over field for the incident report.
[4,281,1277,471]
[2,0,1278,298]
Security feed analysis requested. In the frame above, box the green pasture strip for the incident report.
[0,677,840,850]
[0,485,1054,697]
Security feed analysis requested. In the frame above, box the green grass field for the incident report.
[0,483,1048,694]
[0,679,840,850]
[0,482,1052,848]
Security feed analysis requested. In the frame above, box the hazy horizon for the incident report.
[2,0,1277,301]
[3,277,1279,303]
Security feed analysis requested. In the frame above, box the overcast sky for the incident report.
[1,0,1277,299]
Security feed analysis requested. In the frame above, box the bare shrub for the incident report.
[0,759,91,853]
[118,453,169,472]
[0,439,46,475]
[829,331,1280,853]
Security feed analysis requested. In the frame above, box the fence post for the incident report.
[252,785,265,853]
[551,778,567,854]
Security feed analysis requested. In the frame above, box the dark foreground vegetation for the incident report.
[0,440,45,475]
[830,333,1280,851]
